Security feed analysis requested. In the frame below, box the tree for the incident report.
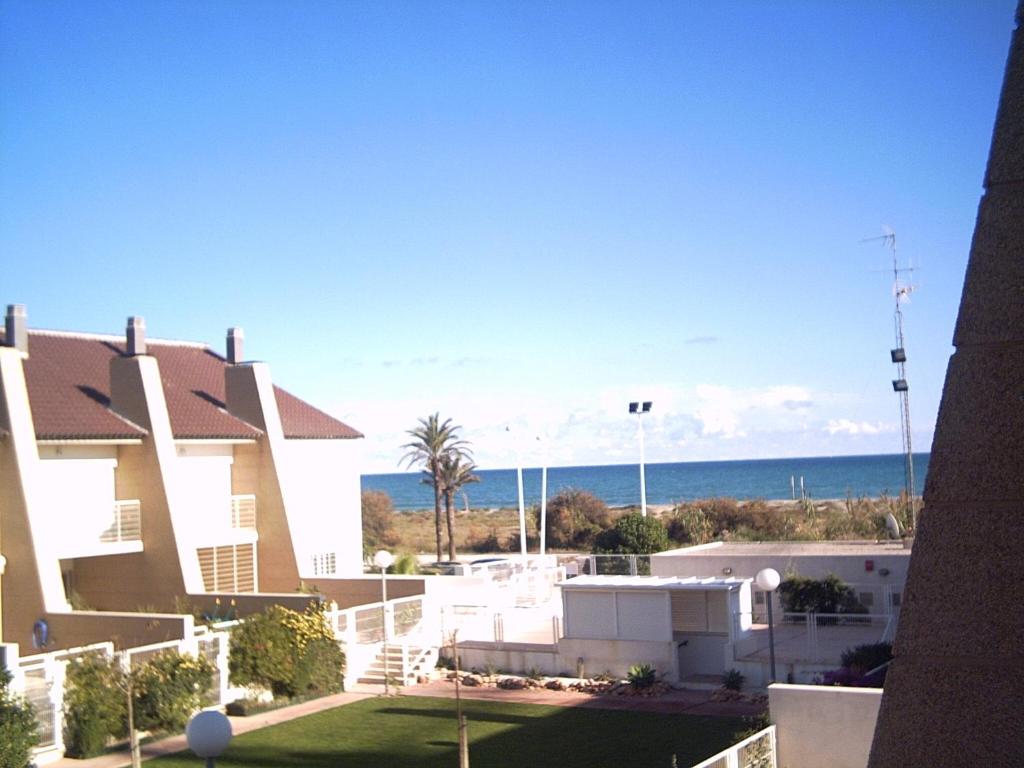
[0,668,38,768]
[593,512,669,555]
[401,413,470,561]
[438,453,479,561]
[540,489,611,550]
[361,490,399,556]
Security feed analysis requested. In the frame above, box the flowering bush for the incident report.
[229,602,344,699]
[132,650,214,733]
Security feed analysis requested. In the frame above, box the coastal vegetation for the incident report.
[363,489,915,556]
[400,413,472,561]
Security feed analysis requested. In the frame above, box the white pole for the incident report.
[638,414,648,518]
[538,435,548,556]
[381,566,389,695]
[509,426,527,565]
[516,459,527,564]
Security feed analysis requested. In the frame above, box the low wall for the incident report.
[189,592,326,618]
[44,611,192,651]
[456,642,562,676]
[315,577,427,608]
[769,683,882,768]
[558,638,677,681]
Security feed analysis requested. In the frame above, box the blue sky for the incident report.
[1,1,1017,473]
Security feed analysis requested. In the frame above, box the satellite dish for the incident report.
[885,513,902,540]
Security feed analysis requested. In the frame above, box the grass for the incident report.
[154,696,749,768]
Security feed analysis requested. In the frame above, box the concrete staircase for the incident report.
[357,643,437,686]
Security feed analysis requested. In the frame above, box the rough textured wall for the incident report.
[868,4,1024,765]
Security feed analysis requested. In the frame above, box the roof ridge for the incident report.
[29,329,211,349]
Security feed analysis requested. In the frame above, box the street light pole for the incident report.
[537,435,548,556]
[756,568,782,685]
[373,549,395,695]
[628,401,653,517]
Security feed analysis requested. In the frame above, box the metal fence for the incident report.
[690,726,776,768]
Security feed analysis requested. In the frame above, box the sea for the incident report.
[361,452,930,511]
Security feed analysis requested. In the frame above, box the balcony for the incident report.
[55,500,144,558]
[100,500,142,543]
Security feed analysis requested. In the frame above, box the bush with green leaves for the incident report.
[777,573,865,616]
[132,650,214,734]
[840,642,893,675]
[63,653,127,758]
[722,668,745,691]
[537,489,611,550]
[627,663,657,689]
[593,512,669,555]
[229,602,344,699]
[1,668,39,768]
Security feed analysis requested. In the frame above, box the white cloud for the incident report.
[825,418,892,436]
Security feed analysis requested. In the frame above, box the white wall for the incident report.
[285,438,363,577]
[563,589,670,642]
[37,451,117,557]
[769,684,882,768]
[175,445,234,540]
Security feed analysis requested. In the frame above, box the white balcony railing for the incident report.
[230,494,256,529]
[100,500,142,543]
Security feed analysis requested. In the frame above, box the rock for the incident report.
[461,674,483,686]
[497,676,527,690]
[545,679,565,691]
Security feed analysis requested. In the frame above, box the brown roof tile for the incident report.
[5,330,361,441]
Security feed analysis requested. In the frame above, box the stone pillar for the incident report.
[868,3,1024,765]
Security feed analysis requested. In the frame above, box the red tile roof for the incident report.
[3,330,361,441]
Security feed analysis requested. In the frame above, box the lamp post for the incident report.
[755,567,781,685]
[374,549,395,695]
[628,401,652,517]
[537,435,548,556]
[506,426,528,565]
[186,710,232,768]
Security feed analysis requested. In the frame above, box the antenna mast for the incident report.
[875,229,917,532]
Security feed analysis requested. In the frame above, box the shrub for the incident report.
[0,668,38,768]
[131,650,214,734]
[777,573,865,617]
[840,642,893,675]
[389,552,419,575]
[540,489,611,550]
[362,490,400,555]
[722,668,745,692]
[63,653,127,758]
[593,512,669,555]
[627,663,657,689]
[229,602,344,699]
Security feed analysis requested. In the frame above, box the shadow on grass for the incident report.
[154,697,749,768]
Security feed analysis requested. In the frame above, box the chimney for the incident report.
[126,316,146,356]
[5,304,28,353]
[227,327,244,364]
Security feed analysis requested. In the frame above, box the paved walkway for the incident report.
[49,680,762,767]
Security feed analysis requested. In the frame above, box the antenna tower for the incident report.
[868,229,917,532]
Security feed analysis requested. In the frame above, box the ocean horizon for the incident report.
[362,452,930,511]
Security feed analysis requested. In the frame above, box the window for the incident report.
[197,543,256,592]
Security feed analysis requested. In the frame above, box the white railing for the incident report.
[575,554,652,576]
[325,595,430,685]
[690,725,776,768]
[734,610,893,665]
[11,631,232,764]
[100,500,142,543]
[230,494,257,529]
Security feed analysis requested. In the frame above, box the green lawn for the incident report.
[154,696,749,768]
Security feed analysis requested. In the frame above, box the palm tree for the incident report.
[401,413,470,561]
[439,453,480,561]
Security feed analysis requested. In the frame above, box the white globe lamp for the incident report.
[186,710,232,767]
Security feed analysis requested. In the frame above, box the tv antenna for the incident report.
[863,227,917,532]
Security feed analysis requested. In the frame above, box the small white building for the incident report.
[560,575,753,683]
